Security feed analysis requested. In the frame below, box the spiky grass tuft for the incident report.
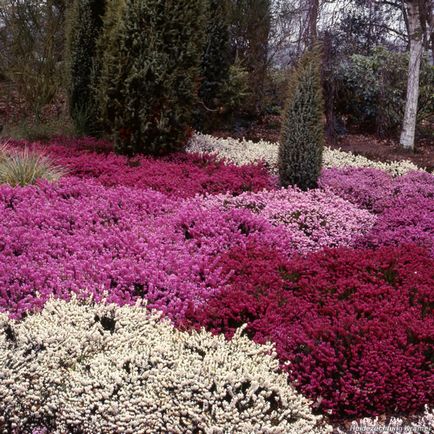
[0,147,65,186]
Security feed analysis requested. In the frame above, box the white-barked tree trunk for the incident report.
[400,0,424,151]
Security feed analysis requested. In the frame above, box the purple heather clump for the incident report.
[319,167,393,213]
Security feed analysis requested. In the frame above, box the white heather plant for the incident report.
[187,133,421,176]
[188,133,279,170]
[0,298,332,434]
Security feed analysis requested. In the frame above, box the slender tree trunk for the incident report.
[322,31,337,144]
[400,1,424,151]
[430,4,434,64]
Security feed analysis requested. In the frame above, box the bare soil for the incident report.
[334,133,434,172]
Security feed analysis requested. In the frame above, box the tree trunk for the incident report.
[322,31,337,144]
[400,1,424,151]
[430,4,434,65]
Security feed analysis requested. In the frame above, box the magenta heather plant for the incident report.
[320,168,434,213]
[0,178,297,319]
[7,138,275,197]
[183,243,434,420]
[320,168,434,254]
[361,193,434,255]
[319,168,393,213]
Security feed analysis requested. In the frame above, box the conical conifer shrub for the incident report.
[279,46,325,190]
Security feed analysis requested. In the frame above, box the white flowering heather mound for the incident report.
[0,299,332,434]
[188,133,420,176]
[322,147,421,176]
[188,133,279,169]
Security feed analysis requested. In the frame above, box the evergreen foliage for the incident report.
[229,0,271,115]
[279,46,324,190]
[95,0,206,156]
[66,0,106,136]
[198,0,231,128]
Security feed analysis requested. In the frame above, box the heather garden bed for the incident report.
[0,134,433,433]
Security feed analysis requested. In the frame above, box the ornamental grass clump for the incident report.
[0,148,64,187]
[278,46,324,190]
[0,141,10,163]
[0,298,332,434]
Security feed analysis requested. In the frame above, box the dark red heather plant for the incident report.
[183,243,434,420]
[6,138,275,198]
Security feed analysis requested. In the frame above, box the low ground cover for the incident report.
[0,134,433,432]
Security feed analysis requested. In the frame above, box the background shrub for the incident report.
[229,0,271,115]
[95,0,206,156]
[334,47,434,136]
[66,0,106,136]
[197,0,231,130]
[279,46,324,190]
[0,0,64,122]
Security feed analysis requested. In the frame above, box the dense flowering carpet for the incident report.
[0,134,433,432]
[183,242,434,418]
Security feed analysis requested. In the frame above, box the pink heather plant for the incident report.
[361,193,434,255]
[202,187,376,252]
[0,178,293,319]
[320,168,434,213]
[392,170,434,198]
[0,175,379,319]
[320,168,434,254]
[319,168,393,213]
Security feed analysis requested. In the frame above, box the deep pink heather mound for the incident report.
[0,178,294,318]
[183,243,434,420]
[9,137,274,197]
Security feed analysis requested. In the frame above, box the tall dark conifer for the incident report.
[66,0,106,135]
[95,0,206,155]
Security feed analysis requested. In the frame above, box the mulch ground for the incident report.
[334,134,434,172]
